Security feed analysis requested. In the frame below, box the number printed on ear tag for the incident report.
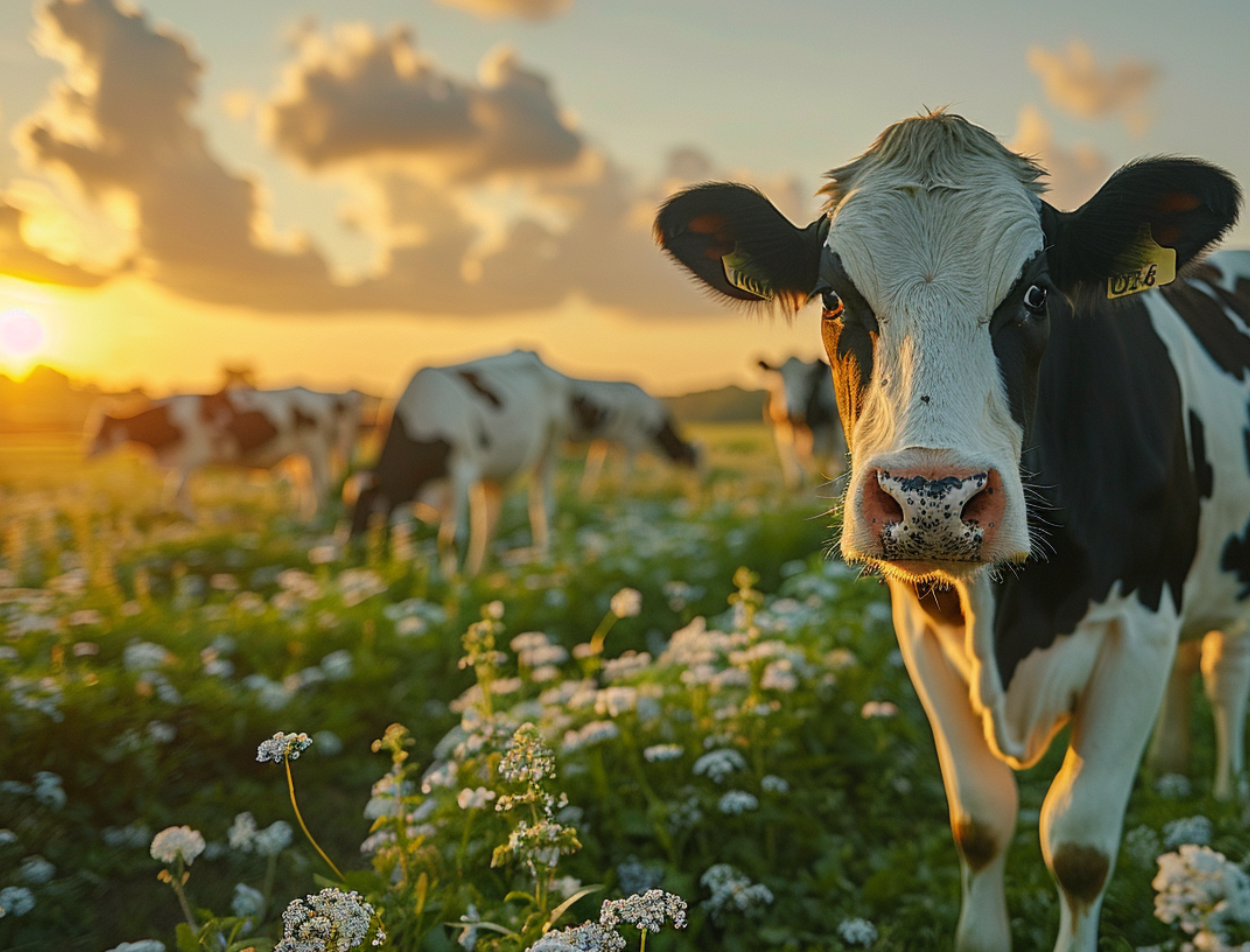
[1107,228,1178,300]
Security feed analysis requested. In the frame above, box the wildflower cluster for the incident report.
[531,891,687,952]
[1152,844,1250,948]
[492,723,582,879]
[257,731,314,764]
[275,887,385,951]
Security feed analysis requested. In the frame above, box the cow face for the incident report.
[758,356,829,426]
[657,112,1239,584]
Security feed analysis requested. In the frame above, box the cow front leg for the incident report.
[890,583,1017,952]
[1040,609,1177,952]
[579,440,609,499]
[1200,628,1250,801]
[527,457,553,555]
[165,468,195,519]
[439,470,472,577]
[1147,637,1201,777]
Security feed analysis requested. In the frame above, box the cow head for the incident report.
[84,408,125,458]
[657,112,1240,584]
[757,356,829,426]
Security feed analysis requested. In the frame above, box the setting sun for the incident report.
[0,307,46,371]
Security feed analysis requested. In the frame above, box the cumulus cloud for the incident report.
[264,24,582,181]
[0,197,111,286]
[18,0,339,306]
[1010,104,1110,211]
[0,2,773,319]
[430,0,575,21]
[1026,40,1158,136]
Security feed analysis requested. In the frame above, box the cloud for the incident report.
[18,0,339,307]
[1026,40,1157,135]
[3,3,781,319]
[1009,104,1110,211]
[263,24,582,181]
[0,197,111,286]
[430,0,575,21]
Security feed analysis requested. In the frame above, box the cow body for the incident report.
[565,378,698,495]
[350,350,573,576]
[87,387,361,517]
[756,356,844,487]
[656,112,1247,951]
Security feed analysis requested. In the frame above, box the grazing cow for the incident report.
[87,387,362,517]
[350,350,573,577]
[565,378,699,495]
[656,111,1247,951]
[756,355,844,488]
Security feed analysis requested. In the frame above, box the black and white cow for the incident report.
[756,355,844,488]
[87,387,362,518]
[350,350,573,577]
[657,111,1248,951]
[565,378,698,495]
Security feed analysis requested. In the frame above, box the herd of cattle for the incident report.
[83,108,1250,950]
[86,350,837,574]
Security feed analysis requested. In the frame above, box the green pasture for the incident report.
[0,426,1243,952]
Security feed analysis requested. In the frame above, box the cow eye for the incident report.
[1023,284,1048,314]
[821,289,844,320]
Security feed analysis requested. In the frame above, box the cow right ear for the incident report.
[757,359,776,372]
[655,183,828,313]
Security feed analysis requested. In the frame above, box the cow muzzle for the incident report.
[861,466,1006,565]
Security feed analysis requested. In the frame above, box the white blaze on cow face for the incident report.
[821,117,1046,581]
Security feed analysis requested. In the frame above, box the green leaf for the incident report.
[503,890,535,905]
[414,871,429,917]
[174,922,200,952]
[546,884,604,928]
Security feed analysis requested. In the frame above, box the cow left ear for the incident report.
[655,183,828,313]
[1045,158,1242,300]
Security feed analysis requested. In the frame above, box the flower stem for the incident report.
[285,756,345,880]
[168,859,198,931]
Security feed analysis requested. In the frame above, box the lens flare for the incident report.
[0,308,46,362]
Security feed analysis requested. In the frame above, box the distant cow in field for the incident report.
[565,378,698,495]
[756,355,844,488]
[87,387,362,518]
[350,350,573,577]
[658,110,1248,951]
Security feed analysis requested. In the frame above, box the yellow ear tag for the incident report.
[722,249,773,300]
[1107,227,1177,300]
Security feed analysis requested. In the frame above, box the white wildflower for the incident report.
[599,889,688,933]
[32,771,66,810]
[693,749,746,784]
[717,790,759,814]
[275,887,379,952]
[149,827,205,866]
[1155,773,1193,798]
[232,882,266,918]
[595,686,638,717]
[837,917,879,946]
[228,813,258,851]
[610,588,642,618]
[123,641,170,672]
[105,941,166,952]
[254,821,293,856]
[529,922,626,952]
[1163,814,1213,848]
[0,885,35,916]
[320,650,353,680]
[643,744,684,763]
[861,700,899,718]
[700,864,774,919]
[458,787,497,810]
[256,731,313,763]
[1153,844,1250,942]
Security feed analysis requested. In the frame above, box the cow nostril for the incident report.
[959,472,1001,527]
[864,470,904,526]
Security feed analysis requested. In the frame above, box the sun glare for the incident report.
[0,308,47,373]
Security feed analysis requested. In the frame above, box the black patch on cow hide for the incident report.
[350,414,452,536]
[1189,410,1215,500]
[294,408,317,431]
[653,418,697,466]
[571,395,607,434]
[457,371,504,408]
[993,291,1204,688]
[1160,277,1250,383]
[116,404,183,450]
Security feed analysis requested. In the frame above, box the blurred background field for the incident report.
[1,420,1244,952]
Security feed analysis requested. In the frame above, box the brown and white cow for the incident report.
[657,111,1248,951]
[564,378,698,495]
[756,355,844,488]
[350,350,575,577]
[87,387,362,518]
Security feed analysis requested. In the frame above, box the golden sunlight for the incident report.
[0,307,48,374]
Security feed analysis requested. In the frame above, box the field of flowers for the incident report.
[3,426,1250,952]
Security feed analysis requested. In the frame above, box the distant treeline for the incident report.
[662,384,767,423]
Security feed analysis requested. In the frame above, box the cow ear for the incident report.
[757,359,776,372]
[655,183,828,313]
[1046,158,1241,299]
